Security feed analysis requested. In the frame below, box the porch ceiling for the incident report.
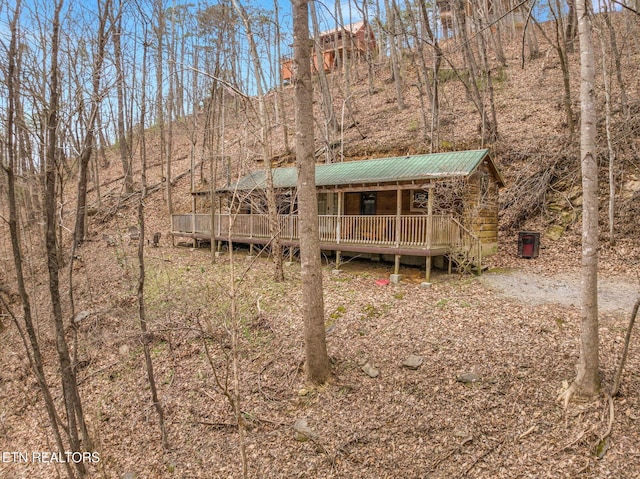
[222,149,503,193]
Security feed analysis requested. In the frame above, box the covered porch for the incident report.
[170,209,481,281]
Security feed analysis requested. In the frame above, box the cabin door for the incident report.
[317,193,338,215]
[360,193,376,215]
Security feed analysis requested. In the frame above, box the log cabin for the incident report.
[171,149,504,281]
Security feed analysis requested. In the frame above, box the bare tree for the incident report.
[1,2,76,477]
[292,0,331,384]
[559,0,600,405]
[533,1,575,137]
[43,1,91,475]
[384,0,406,110]
[310,0,338,142]
[231,0,284,282]
[112,0,134,194]
[73,0,111,244]
[135,27,169,448]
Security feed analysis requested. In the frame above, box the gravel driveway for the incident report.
[480,270,639,314]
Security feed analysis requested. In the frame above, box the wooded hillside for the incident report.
[1,1,639,478]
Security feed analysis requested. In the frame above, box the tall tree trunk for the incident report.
[3,3,75,477]
[532,9,574,137]
[310,0,338,141]
[401,0,432,141]
[154,0,169,208]
[292,0,330,385]
[112,3,134,194]
[418,0,442,151]
[565,0,578,52]
[137,29,168,448]
[44,2,89,475]
[477,10,499,142]
[384,0,405,110]
[597,10,617,246]
[273,0,291,153]
[602,6,629,121]
[560,0,600,405]
[74,0,110,243]
[455,1,494,140]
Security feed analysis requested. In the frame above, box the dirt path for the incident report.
[480,269,639,315]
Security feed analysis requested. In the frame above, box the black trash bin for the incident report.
[518,231,540,259]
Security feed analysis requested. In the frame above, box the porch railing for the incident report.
[172,213,474,250]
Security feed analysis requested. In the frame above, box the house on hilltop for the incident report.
[171,149,504,281]
[281,20,376,83]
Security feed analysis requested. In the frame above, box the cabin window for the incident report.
[360,193,376,215]
[410,190,430,212]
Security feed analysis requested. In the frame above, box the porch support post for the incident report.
[426,183,434,282]
[215,195,223,256]
[249,206,254,238]
[390,188,402,283]
[333,192,343,274]
[395,188,401,248]
[217,195,222,238]
[336,191,343,244]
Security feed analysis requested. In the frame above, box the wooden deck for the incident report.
[170,213,480,261]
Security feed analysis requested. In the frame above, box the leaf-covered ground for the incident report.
[1,230,639,478]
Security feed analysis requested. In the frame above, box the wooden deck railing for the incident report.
[172,213,478,251]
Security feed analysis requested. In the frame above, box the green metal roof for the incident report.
[223,149,503,192]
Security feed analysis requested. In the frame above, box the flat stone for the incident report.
[74,310,91,324]
[214,251,224,257]
[361,362,380,378]
[293,418,318,442]
[420,282,432,289]
[389,274,402,284]
[457,372,481,384]
[402,355,424,370]
[331,269,343,275]
[285,261,295,267]
[452,427,470,438]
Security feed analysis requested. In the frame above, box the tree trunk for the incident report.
[565,0,578,52]
[560,0,600,405]
[602,8,629,121]
[598,16,616,247]
[112,5,134,194]
[310,0,338,143]
[273,0,291,153]
[532,10,574,137]
[44,2,89,475]
[293,0,330,385]
[154,0,168,208]
[384,0,405,110]
[3,3,75,477]
[74,0,109,243]
[137,29,168,447]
